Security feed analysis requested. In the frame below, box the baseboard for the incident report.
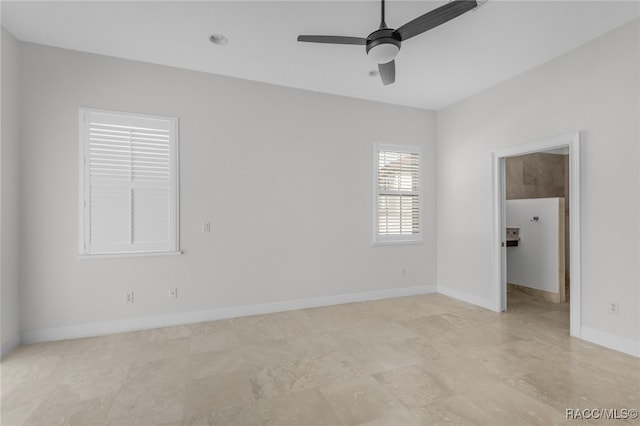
[16,285,640,360]
[21,285,437,344]
[580,326,640,358]
[507,283,562,304]
[1,334,21,359]
[437,285,495,311]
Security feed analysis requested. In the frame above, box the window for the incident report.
[374,143,422,244]
[79,108,179,256]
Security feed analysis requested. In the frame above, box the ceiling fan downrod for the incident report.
[379,0,387,29]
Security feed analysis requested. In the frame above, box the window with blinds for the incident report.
[79,108,179,256]
[374,143,422,244]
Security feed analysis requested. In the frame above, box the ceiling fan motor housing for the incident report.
[366,28,401,64]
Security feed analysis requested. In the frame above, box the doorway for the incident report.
[492,132,581,338]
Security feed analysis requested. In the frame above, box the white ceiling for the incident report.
[2,1,639,110]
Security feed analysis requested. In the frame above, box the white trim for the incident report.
[1,334,21,359]
[172,119,181,254]
[77,250,182,260]
[371,240,424,246]
[491,132,581,337]
[580,326,640,358]
[20,285,437,344]
[490,153,507,313]
[568,137,581,338]
[437,285,494,311]
[372,142,424,245]
[491,133,578,157]
[78,107,180,256]
[78,109,87,255]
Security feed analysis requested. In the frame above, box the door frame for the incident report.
[491,132,581,337]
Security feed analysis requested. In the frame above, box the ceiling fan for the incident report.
[297,0,480,86]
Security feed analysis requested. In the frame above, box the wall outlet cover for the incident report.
[608,302,620,315]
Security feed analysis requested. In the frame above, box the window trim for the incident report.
[372,142,423,246]
[78,107,181,257]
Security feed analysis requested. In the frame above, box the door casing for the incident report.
[491,132,581,337]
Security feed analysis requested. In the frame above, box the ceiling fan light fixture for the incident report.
[367,42,400,64]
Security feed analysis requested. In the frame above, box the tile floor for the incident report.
[1,293,639,425]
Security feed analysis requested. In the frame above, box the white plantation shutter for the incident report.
[374,144,422,243]
[80,109,179,255]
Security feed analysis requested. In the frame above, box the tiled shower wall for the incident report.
[506,152,566,199]
[506,152,570,299]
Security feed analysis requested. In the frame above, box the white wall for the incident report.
[1,28,21,356]
[507,198,562,294]
[437,19,640,345]
[16,42,436,336]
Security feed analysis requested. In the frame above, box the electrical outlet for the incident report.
[608,302,619,315]
[202,222,211,232]
[125,291,134,304]
[169,288,178,299]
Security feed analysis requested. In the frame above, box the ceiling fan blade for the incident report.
[393,0,478,42]
[297,35,367,45]
[378,60,395,86]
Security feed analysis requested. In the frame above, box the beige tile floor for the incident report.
[2,293,639,425]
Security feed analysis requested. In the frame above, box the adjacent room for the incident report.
[1,1,639,425]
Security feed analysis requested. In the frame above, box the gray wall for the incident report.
[16,41,437,334]
[6,18,639,354]
[1,28,20,355]
[437,19,639,344]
